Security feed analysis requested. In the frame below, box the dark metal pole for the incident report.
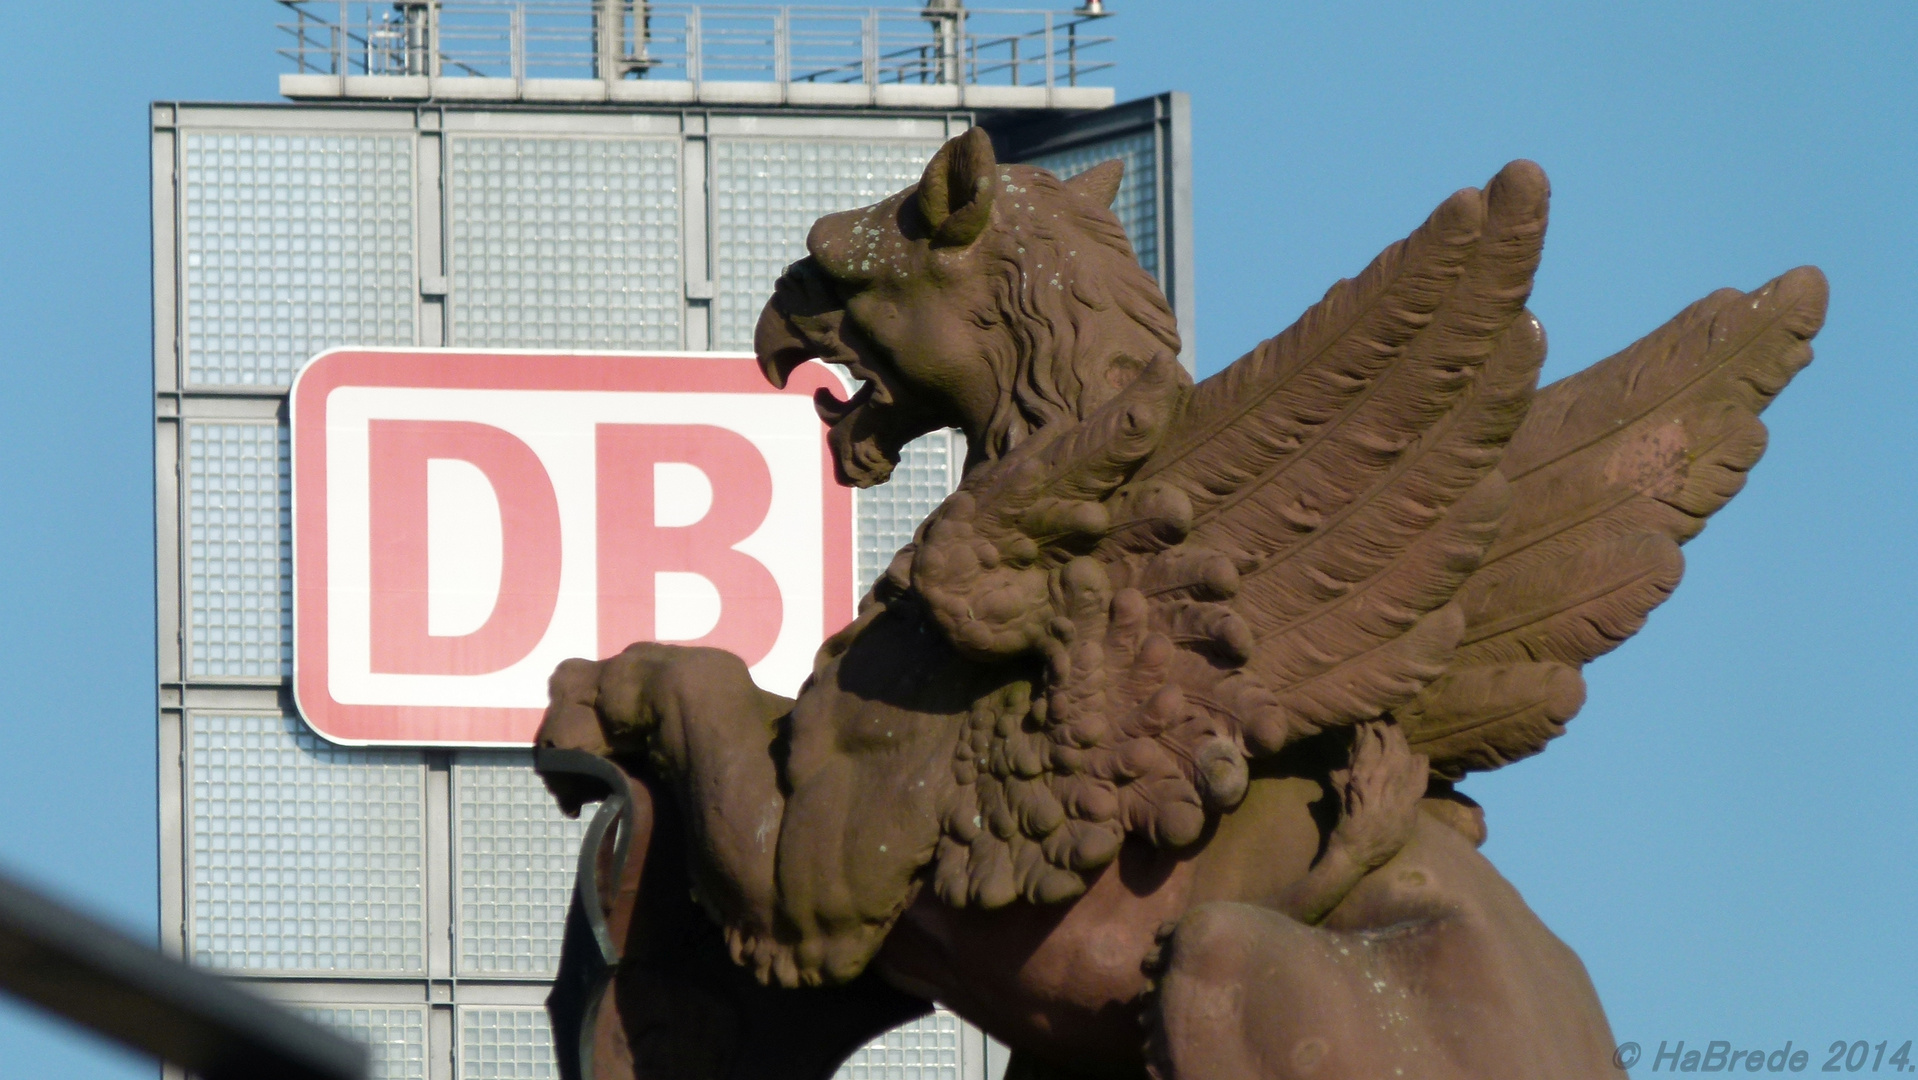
[0,869,368,1080]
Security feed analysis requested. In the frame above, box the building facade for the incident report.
[152,5,1189,1077]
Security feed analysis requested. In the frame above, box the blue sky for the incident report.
[0,2,1911,1074]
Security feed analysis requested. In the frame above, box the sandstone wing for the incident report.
[1396,266,1828,776]
[1117,160,1553,756]
[911,161,1555,908]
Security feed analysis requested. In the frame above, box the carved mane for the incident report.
[970,164,1183,462]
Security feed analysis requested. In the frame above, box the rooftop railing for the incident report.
[278,1,1115,90]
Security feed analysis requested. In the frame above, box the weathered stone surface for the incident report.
[537,129,1827,1080]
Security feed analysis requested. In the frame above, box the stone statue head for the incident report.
[754,127,1183,487]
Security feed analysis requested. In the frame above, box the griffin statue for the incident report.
[533,128,1827,1080]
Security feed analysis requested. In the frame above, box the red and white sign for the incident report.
[290,349,854,746]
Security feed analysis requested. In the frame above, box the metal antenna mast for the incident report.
[924,0,963,84]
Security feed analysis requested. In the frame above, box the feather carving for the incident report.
[1492,267,1825,574]
[1454,531,1683,669]
[917,162,1556,907]
[1397,267,1828,774]
[1400,662,1586,777]
[1127,160,1551,747]
[904,158,1824,906]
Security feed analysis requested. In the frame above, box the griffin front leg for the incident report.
[1276,721,1429,926]
[539,643,796,970]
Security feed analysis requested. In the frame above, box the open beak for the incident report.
[755,261,841,389]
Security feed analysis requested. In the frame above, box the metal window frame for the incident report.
[448,750,592,980]
[181,706,432,979]
[440,128,689,353]
[176,123,424,390]
[293,1004,431,1080]
[176,418,292,686]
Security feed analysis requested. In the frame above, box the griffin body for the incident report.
[536,129,1827,1080]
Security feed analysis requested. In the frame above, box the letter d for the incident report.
[1768,1042,1792,1072]
[368,420,562,675]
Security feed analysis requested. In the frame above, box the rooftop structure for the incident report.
[278,1,1117,109]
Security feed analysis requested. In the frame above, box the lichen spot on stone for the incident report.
[1291,1038,1329,1073]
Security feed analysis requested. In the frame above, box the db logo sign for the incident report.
[290,349,853,746]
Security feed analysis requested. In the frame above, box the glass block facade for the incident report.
[303,1007,429,1080]
[156,100,1187,1080]
[836,1010,962,1080]
[856,431,958,597]
[449,137,683,350]
[181,132,415,386]
[188,713,425,972]
[459,1007,559,1080]
[455,753,592,976]
[184,422,290,679]
[1027,132,1161,279]
[710,139,942,349]
[849,433,967,1075]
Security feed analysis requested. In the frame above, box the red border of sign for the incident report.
[289,348,855,747]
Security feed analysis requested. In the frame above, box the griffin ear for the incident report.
[1063,159,1124,208]
[918,127,998,247]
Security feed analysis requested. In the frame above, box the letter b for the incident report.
[1704,1042,1729,1072]
[596,424,782,665]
